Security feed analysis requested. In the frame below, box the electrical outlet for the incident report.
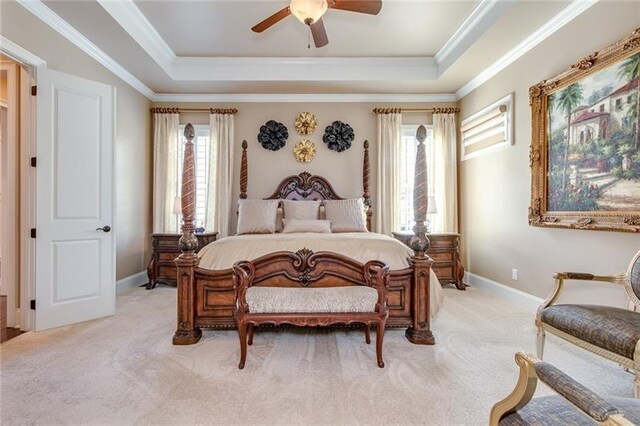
[512,268,519,281]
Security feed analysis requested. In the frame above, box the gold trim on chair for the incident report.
[535,250,640,398]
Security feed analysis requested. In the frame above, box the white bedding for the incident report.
[198,232,444,318]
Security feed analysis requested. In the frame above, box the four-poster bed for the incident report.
[173,123,436,346]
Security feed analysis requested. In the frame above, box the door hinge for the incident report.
[31,85,37,96]
[30,228,36,238]
[30,157,37,167]
[30,300,36,310]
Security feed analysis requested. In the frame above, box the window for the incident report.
[398,125,436,232]
[460,93,513,161]
[599,104,605,112]
[616,98,622,110]
[177,124,210,230]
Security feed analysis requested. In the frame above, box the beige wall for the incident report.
[458,2,640,306]
[152,101,455,231]
[0,1,152,280]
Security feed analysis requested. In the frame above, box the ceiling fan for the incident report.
[251,0,383,48]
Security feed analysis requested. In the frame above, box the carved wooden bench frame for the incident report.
[232,249,390,369]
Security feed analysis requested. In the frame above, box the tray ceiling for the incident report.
[14,0,592,99]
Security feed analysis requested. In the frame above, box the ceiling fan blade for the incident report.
[310,18,329,48]
[328,0,382,15]
[251,6,291,33]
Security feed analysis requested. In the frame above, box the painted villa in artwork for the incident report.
[547,53,640,212]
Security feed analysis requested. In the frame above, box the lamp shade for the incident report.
[427,196,438,214]
[172,196,182,215]
[290,0,328,24]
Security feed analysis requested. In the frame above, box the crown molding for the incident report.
[171,56,437,81]
[96,0,175,75]
[150,93,457,103]
[455,0,598,99]
[0,35,47,67]
[17,0,154,98]
[435,0,514,76]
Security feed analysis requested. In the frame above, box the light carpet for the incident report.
[0,284,633,425]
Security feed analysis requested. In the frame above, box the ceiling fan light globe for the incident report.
[290,0,328,25]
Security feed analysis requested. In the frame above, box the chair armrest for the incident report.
[534,360,621,423]
[232,261,255,314]
[490,353,632,426]
[538,271,628,315]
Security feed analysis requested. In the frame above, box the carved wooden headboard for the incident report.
[238,140,373,231]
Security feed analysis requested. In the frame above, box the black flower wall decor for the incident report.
[323,121,355,152]
[258,120,289,151]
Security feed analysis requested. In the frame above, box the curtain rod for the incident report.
[150,107,238,114]
[373,107,459,114]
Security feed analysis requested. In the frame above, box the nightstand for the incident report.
[392,231,466,291]
[146,232,218,289]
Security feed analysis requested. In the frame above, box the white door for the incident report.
[35,68,115,331]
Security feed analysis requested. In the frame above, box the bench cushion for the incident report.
[246,286,378,314]
[540,304,640,360]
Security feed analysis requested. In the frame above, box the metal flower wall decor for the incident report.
[258,120,289,151]
[323,120,355,152]
[294,112,318,135]
[293,139,317,163]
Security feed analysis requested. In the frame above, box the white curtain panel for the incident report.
[375,112,402,235]
[206,113,235,237]
[433,113,459,233]
[152,112,180,233]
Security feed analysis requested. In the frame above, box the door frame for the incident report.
[0,37,46,331]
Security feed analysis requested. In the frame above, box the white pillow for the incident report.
[237,199,279,234]
[323,199,368,233]
[282,200,320,221]
[282,219,332,234]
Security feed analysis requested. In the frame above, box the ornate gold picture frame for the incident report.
[529,27,640,233]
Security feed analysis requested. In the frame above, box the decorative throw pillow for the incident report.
[282,219,332,234]
[282,200,320,221]
[237,199,279,234]
[323,198,368,233]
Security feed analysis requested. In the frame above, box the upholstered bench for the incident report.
[232,249,390,369]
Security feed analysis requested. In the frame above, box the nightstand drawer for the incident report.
[428,252,454,262]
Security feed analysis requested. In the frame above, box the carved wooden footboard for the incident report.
[173,123,435,346]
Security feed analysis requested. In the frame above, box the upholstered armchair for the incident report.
[491,352,639,425]
[535,250,640,398]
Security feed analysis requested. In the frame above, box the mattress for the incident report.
[197,232,444,318]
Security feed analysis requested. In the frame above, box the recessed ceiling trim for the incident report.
[0,35,47,67]
[456,0,599,100]
[96,0,175,75]
[172,56,437,81]
[151,93,458,103]
[17,0,154,98]
[435,0,514,76]
[97,0,438,81]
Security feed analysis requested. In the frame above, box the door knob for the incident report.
[96,226,111,233]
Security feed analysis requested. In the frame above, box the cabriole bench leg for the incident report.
[376,320,386,368]
[364,323,371,344]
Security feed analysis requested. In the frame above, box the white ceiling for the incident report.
[134,1,477,57]
[20,0,596,99]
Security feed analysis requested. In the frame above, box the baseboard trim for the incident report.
[116,271,147,294]
[464,272,543,313]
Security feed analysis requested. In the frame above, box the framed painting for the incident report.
[529,27,640,232]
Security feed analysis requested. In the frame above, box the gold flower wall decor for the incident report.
[294,112,317,135]
[293,139,316,163]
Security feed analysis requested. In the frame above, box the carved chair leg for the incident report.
[248,323,255,346]
[376,320,386,368]
[238,322,248,370]
[536,327,546,360]
[364,323,371,345]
